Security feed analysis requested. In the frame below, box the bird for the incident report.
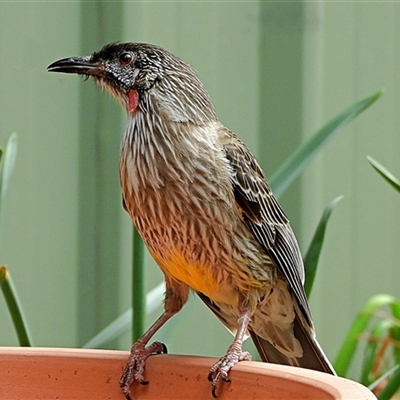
[47,42,335,400]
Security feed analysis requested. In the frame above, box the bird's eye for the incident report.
[119,52,133,66]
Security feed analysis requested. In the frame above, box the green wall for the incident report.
[1,2,399,378]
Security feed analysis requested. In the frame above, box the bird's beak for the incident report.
[47,56,104,76]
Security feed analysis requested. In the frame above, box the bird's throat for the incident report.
[127,89,139,114]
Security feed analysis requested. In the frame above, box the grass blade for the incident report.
[334,294,400,377]
[0,133,17,235]
[83,282,164,348]
[0,132,17,201]
[304,196,343,298]
[0,266,32,346]
[84,308,132,349]
[367,156,400,194]
[270,90,383,198]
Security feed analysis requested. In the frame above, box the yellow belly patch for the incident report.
[152,248,237,305]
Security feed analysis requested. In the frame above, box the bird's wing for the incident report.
[220,128,312,326]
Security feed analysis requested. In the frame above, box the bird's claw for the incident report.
[208,347,251,398]
[119,341,167,400]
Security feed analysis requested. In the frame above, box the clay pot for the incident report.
[0,347,376,399]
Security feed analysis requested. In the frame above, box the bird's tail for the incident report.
[250,314,336,375]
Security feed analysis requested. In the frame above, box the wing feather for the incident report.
[220,128,312,326]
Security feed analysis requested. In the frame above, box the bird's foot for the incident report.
[119,341,167,400]
[208,345,252,398]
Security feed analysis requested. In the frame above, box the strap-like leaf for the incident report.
[271,90,383,198]
[0,132,18,201]
[367,156,400,194]
[304,196,343,298]
[83,282,165,348]
[0,133,17,236]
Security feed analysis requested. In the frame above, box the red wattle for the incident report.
[128,89,139,113]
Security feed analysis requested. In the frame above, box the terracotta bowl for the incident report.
[0,347,376,399]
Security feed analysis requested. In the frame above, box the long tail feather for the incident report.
[250,315,336,375]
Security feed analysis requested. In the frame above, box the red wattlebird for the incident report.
[48,42,335,400]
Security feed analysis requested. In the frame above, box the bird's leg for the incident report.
[120,279,189,400]
[208,309,252,398]
[119,311,173,399]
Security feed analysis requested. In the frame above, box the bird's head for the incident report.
[48,42,217,123]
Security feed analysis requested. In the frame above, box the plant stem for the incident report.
[0,266,32,346]
[132,225,145,342]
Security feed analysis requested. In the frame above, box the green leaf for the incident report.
[0,133,17,237]
[0,266,33,346]
[0,132,18,201]
[83,282,164,348]
[367,156,400,194]
[270,90,384,198]
[377,364,400,400]
[334,294,400,377]
[304,196,343,298]
[83,308,131,349]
